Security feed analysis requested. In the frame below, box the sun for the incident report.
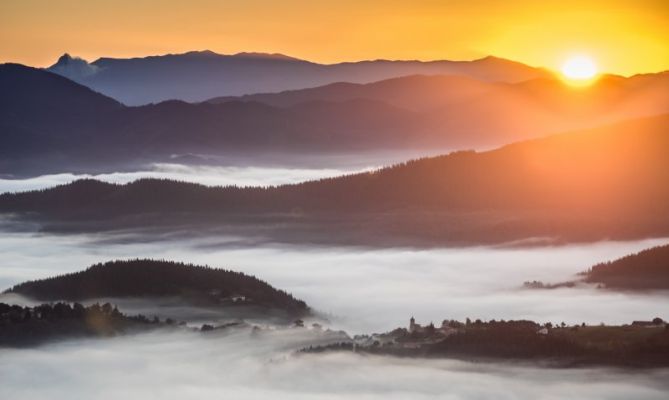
[561,56,598,85]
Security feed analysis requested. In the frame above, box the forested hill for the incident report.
[1,114,668,244]
[0,302,165,347]
[583,244,669,290]
[5,260,308,313]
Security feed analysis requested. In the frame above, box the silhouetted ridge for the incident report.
[0,63,120,112]
[0,63,122,163]
[583,244,669,289]
[0,301,167,347]
[45,51,550,104]
[307,317,669,368]
[1,114,668,245]
[3,64,669,175]
[6,259,308,312]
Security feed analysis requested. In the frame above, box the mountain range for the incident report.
[209,71,669,146]
[47,51,552,105]
[2,114,667,246]
[2,61,668,176]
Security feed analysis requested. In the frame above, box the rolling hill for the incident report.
[5,259,308,313]
[583,245,669,290]
[2,63,669,176]
[2,114,667,246]
[209,71,669,147]
[0,63,122,157]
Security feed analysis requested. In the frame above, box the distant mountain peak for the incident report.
[56,53,73,63]
[45,50,552,104]
[478,55,503,61]
[181,49,220,57]
[48,53,98,79]
[475,55,524,65]
[52,53,90,66]
[231,52,302,61]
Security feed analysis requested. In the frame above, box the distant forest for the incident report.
[583,244,669,289]
[1,114,668,246]
[305,319,669,368]
[0,302,165,347]
[5,259,308,314]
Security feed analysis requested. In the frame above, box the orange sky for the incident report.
[1,0,667,75]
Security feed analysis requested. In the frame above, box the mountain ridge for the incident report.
[46,50,552,105]
[6,259,309,314]
[2,114,667,246]
[3,63,668,176]
[583,244,669,290]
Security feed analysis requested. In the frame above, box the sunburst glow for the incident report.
[561,56,598,82]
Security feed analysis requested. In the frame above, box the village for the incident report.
[350,317,546,350]
[346,316,668,353]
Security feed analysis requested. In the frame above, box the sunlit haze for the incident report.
[561,55,599,84]
[2,1,669,398]
[1,0,668,75]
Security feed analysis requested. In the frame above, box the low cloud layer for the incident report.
[1,329,668,400]
[0,163,374,194]
[1,230,667,333]
[2,228,669,398]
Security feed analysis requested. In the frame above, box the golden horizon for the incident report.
[1,0,668,76]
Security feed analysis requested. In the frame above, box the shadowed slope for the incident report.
[0,63,122,157]
[583,245,669,289]
[6,259,308,313]
[1,115,667,245]
[47,51,551,105]
[2,64,669,175]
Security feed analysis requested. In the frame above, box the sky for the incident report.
[0,0,668,76]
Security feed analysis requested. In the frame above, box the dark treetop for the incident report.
[0,301,166,347]
[2,114,668,246]
[583,244,669,290]
[304,318,669,368]
[5,259,308,313]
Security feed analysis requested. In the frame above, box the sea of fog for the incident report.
[2,328,668,400]
[2,230,669,398]
[0,162,375,193]
[0,231,667,333]
[0,148,459,193]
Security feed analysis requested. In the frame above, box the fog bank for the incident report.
[0,163,374,194]
[1,231,666,333]
[1,329,668,400]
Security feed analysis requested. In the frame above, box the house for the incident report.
[438,321,458,337]
[537,327,549,335]
[632,318,665,328]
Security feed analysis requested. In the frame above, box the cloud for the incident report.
[2,224,669,398]
[0,163,375,194]
[0,230,667,334]
[0,328,668,400]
